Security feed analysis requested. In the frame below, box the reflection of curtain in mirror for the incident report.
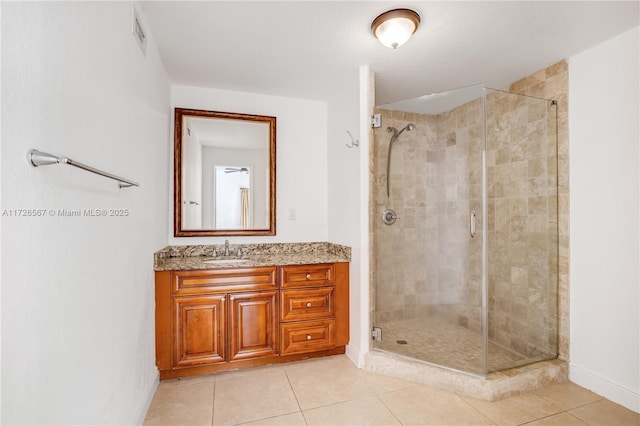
[240,188,250,229]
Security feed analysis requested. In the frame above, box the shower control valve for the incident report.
[381,208,398,225]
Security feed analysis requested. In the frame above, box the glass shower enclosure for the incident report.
[372,85,558,375]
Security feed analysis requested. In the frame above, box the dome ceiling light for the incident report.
[371,8,421,49]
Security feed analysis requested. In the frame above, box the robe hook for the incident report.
[346,130,359,148]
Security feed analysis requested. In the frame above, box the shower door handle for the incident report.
[470,211,477,238]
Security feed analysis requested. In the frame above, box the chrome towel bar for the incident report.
[28,149,139,188]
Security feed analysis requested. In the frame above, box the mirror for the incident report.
[174,108,276,237]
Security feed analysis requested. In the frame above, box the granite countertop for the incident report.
[154,242,351,272]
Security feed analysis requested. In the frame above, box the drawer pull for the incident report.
[306,335,312,340]
[306,302,312,308]
[306,274,311,280]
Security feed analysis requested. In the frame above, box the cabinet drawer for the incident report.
[280,264,334,288]
[280,320,335,355]
[172,267,277,295]
[281,288,334,321]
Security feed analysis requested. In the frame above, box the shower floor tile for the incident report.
[373,317,537,374]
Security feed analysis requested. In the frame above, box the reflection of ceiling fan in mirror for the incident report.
[224,167,249,174]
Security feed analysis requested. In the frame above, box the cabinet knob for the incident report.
[306,335,312,340]
[306,302,312,308]
[220,296,225,302]
[229,296,235,301]
[306,274,311,280]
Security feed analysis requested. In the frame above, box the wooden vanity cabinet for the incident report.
[155,262,349,379]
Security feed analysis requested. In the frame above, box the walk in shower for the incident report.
[372,85,558,376]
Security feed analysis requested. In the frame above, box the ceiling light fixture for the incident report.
[371,8,421,49]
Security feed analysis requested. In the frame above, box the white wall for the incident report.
[568,26,640,413]
[1,3,170,424]
[325,68,364,363]
[170,85,328,244]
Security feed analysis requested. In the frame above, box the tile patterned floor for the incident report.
[144,355,639,426]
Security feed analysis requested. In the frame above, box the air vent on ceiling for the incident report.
[132,7,147,57]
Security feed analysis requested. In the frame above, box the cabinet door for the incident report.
[173,295,226,368]
[228,291,278,361]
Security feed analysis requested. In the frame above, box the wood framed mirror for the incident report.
[174,108,276,237]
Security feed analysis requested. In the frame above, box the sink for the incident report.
[203,258,250,265]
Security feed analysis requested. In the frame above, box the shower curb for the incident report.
[363,350,568,401]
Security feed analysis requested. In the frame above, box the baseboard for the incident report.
[133,368,160,425]
[345,344,365,368]
[569,363,639,413]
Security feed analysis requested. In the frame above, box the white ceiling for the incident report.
[142,1,639,106]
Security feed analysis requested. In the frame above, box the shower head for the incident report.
[396,123,416,139]
[401,123,416,132]
[387,123,416,139]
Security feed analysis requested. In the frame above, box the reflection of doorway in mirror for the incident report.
[214,165,252,229]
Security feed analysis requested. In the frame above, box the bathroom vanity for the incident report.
[154,243,350,379]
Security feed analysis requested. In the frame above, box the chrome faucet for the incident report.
[224,239,230,256]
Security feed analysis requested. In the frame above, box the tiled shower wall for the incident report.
[485,90,559,360]
[373,100,484,331]
[508,61,568,360]
[372,110,440,323]
[372,60,568,363]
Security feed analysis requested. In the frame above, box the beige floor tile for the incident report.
[285,356,374,410]
[534,382,602,410]
[359,370,418,395]
[213,365,300,425]
[522,412,589,425]
[144,379,214,426]
[238,412,307,426]
[303,396,401,426]
[461,393,562,426]
[379,385,495,425]
[569,399,640,426]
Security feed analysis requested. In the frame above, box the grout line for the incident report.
[562,397,605,412]
[210,373,217,426]
[232,410,306,426]
[518,410,587,426]
[449,393,498,425]
[534,392,603,412]
[374,392,405,425]
[563,411,595,426]
[283,363,308,425]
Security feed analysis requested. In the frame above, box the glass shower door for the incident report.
[372,86,487,375]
